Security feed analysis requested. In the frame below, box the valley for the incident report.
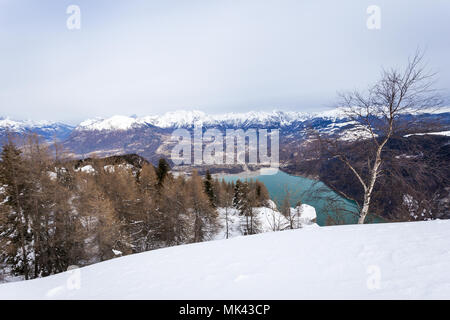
[1,107,449,224]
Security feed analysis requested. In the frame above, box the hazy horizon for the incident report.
[1,0,449,124]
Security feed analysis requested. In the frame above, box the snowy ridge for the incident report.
[1,219,450,299]
[0,117,73,132]
[3,106,449,133]
[404,131,450,137]
[73,106,450,132]
[77,116,139,131]
[73,108,349,131]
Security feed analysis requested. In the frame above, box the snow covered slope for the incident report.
[0,117,74,142]
[1,220,450,299]
[214,203,316,240]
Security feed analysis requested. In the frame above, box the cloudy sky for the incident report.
[0,0,449,124]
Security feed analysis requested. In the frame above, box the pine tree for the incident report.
[156,158,170,188]
[203,170,216,207]
[189,171,219,242]
[233,180,243,208]
[0,139,33,279]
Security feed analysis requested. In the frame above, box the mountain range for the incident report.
[1,108,449,165]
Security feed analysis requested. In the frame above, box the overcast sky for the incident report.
[0,0,449,124]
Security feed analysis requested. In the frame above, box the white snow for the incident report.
[3,106,449,133]
[77,116,139,131]
[214,204,317,240]
[0,118,27,131]
[0,117,73,132]
[75,165,95,173]
[1,220,450,299]
[214,207,287,239]
[337,124,377,141]
[404,131,450,137]
[47,171,57,180]
[72,108,355,131]
[291,204,317,223]
[112,249,123,256]
[327,120,358,128]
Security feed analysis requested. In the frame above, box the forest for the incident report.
[0,135,270,280]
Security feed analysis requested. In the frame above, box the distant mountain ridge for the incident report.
[0,117,74,142]
[74,109,349,131]
[1,107,450,164]
[3,106,450,132]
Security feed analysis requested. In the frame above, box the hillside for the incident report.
[286,134,450,221]
[1,219,450,299]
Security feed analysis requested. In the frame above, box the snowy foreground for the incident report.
[1,220,450,299]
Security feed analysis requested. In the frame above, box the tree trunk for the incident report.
[358,195,371,224]
[358,146,383,224]
[225,208,229,239]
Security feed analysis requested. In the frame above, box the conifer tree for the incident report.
[233,180,243,208]
[156,158,170,188]
[203,170,216,207]
[189,171,219,242]
[0,139,33,279]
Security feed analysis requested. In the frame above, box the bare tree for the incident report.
[320,51,442,224]
[217,179,234,239]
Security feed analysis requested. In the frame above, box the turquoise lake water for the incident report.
[222,170,381,226]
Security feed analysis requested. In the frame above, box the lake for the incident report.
[220,170,381,226]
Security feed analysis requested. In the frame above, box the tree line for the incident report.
[0,136,270,280]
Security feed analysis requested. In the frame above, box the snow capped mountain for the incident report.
[73,109,350,132]
[0,117,74,142]
[77,116,141,131]
[5,106,448,135]
[1,118,61,132]
[2,107,449,162]
[74,106,450,132]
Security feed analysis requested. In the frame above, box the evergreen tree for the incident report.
[233,180,243,208]
[0,139,35,279]
[189,171,219,242]
[156,158,170,187]
[203,170,216,207]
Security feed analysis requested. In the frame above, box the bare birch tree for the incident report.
[320,51,442,224]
